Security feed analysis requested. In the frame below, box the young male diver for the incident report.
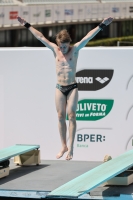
[17,16,113,160]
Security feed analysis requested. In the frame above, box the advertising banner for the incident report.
[44,4,53,23]
[0,48,133,161]
[129,2,133,18]
[0,6,4,27]
[36,5,45,24]
[29,5,38,24]
[53,4,59,22]
[97,3,104,20]
[71,3,78,21]
[0,75,4,149]
[78,3,85,21]
[64,4,73,22]
[3,6,13,26]
[120,3,127,18]
[84,3,91,21]
[12,6,20,25]
[126,2,131,18]
[1,2,133,27]
[21,6,30,22]
[103,3,110,18]
[54,4,65,22]
[111,3,121,19]
[91,3,98,20]
[109,3,114,18]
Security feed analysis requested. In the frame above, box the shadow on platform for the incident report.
[0,164,50,185]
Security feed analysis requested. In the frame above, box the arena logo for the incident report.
[76,69,114,91]
[66,99,114,121]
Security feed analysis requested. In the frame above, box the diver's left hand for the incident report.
[102,17,113,26]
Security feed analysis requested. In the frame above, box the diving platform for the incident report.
[0,148,133,199]
[0,144,40,178]
[47,149,133,198]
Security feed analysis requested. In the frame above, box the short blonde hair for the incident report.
[56,29,72,44]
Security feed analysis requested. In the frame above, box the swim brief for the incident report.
[56,83,78,96]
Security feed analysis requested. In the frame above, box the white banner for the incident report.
[72,4,78,21]
[44,4,53,23]
[129,2,133,18]
[78,3,85,21]
[0,48,133,161]
[0,75,4,150]
[84,3,91,21]
[91,3,98,20]
[57,4,65,21]
[29,5,37,24]
[1,3,133,27]
[119,3,127,19]
[103,3,110,18]
[36,5,45,24]
[0,6,4,27]
[97,3,104,20]
[55,4,65,21]
[125,2,130,18]
[111,3,121,19]
[64,4,73,22]
[21,6,30,23]
[12,6,21,25]
[3,6,13,26]
[53,4,58,22]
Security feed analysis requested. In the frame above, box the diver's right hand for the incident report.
[17,16,27,25]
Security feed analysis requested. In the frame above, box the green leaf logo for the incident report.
[66,99,114,121]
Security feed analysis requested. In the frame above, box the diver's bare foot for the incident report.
[56,146,68,159]
[66,150,73,161]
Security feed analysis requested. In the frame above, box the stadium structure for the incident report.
[0,0,133,46]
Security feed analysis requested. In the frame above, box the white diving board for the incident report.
[0,144,40,166]
[47,149,133,198]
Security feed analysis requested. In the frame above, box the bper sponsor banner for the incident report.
[77,134,106,144]
[67,99,114,121]
[76,69,114,91]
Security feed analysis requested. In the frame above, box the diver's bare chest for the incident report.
[56,52,75,67]
[57,57,73,67]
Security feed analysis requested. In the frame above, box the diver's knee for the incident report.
[58,113,66,123]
